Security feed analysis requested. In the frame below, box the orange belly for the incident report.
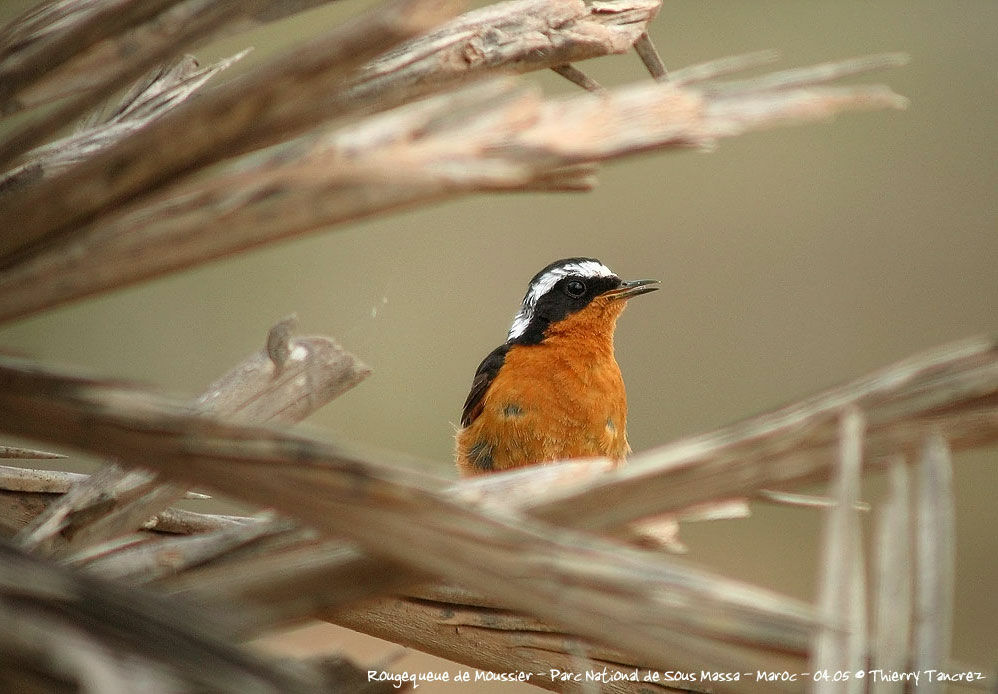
[455,340,629,476]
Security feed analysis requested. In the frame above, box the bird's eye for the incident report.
[565,279,586,298]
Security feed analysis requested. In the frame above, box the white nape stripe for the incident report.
[507,260,614,340]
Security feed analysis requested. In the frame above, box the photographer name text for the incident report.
[368,667,988,688]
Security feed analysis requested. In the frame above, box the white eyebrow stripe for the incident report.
[507,260,615,340]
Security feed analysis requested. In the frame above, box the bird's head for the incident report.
[507,258,659,345]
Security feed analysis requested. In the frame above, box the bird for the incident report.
[455,257,659,477]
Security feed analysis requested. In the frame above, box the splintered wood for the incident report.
[0,0,906,323]
[1,336,996,692]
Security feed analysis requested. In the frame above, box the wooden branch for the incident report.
[15,317,370,555]
[668,50,780,86]
[192,315,372,424]
[0,540,389,694]
[871,458,912,694]
[0,454,728,546]
[810,409,866,694]
[2,337,992,590]
[333,594,710,694]
[0,460,738,618]
[0,0,260,173]
[0,0,342,114]
[0,0,463,266]
[0,353,824,677]
[0,489,51,537]
[0,465,113,494]
[163,539,422,624]
[551,63,604,92]
[0,445,65,460]
[0,368,806,660]
[0,0,184,112]
[1,0,657,122]
[62,497,736,619]
[1,338,991,608]
[149,507,254,535]
[0,464,208,497]
[73,514,301,583]
[633,31,668,80]
[755,489,870,511]
[1,339,992,687]
[0,56,906,322]
[0,52,246,194]
[14,458,175,555]
[346,0,660,102]
[0,0,661,267]
[913,434,955,691]
[703,53,909,96]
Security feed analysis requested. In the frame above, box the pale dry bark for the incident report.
[15,316,369,556]
[0,0,342,114]
[0,0,268,169]
[871,459,912,694]
[913,434,956,694]
[0,541,392,694]
[0,52,247,192]
[810,409,866,694]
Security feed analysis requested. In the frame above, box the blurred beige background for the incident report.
[1,0,995,686]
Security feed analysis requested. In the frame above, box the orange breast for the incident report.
[455,329,630,476]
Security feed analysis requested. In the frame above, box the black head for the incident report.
[506,257,658,345]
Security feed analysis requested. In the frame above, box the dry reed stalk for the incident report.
[871,458,912,694]
[3,485,736,622]
[15,464,190,556]
[810,409,866,694]
[913,434,956,694]
[146,507,251,534]
[0,489,50,536]
[164,540,422,622]
[551,63,605,91]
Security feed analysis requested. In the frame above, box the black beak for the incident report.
[604,278,660,301]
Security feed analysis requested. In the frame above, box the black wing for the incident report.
[460,344,509,427]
